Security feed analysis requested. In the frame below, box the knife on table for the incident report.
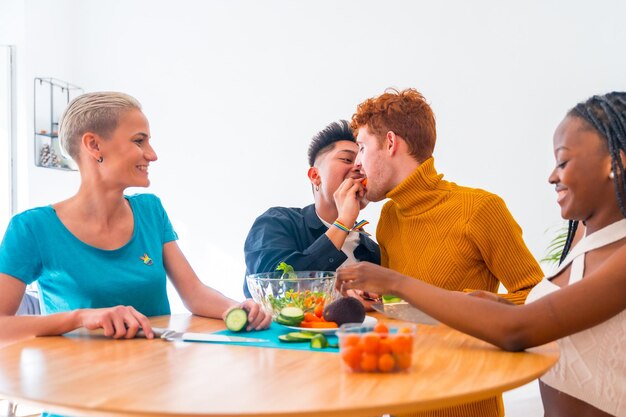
[371,301,439,325]
[137,327,270,343]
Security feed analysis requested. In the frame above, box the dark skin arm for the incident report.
[337,244,626,351]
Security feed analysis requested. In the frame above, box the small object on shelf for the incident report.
[39,144,61,168]
[33,77,82,171]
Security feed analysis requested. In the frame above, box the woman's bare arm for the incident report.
[337,245,626,351]
[163,241,271,330]
[0,273,155,344]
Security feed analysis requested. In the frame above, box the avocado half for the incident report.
[323,297,366,325]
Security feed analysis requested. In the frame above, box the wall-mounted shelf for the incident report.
[33,77,83,171]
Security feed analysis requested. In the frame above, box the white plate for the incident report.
[278,315,378,334]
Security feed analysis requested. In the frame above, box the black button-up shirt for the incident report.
[243,204,380,297]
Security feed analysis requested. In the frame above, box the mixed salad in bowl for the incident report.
[246,263,338,325]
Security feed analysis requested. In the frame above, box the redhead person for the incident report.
[344,88,543,417]
[0,92,271,347]
[338,92,626,417]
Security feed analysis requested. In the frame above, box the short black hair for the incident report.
[307,120,355,167]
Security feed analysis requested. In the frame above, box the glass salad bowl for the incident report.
[246,271,338,319]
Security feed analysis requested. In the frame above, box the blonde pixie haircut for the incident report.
[59,92,142,161]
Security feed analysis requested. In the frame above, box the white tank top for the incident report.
[526,219,626,416]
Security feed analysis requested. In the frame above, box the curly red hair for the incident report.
[350,88,436,163]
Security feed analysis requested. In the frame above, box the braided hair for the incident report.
[559,92,626,264]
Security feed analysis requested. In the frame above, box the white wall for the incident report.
[0,0,27,229]
[0,46,13,231]
[23,0,81,206]
[5,0,626,312]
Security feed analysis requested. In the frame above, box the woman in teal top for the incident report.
[4,193,176,317]
[0,92,271,342]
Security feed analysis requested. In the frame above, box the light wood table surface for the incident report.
[0,313,558,417]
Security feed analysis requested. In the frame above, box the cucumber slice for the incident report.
[280,306,304,321]
[225,308,248,332]
[278,335,308,343]
[285,332,316,341]
[275,315,302,326]
[310,334,328,349]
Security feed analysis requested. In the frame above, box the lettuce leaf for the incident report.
[276,262,297,278]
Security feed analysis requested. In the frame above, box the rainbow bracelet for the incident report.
[332,219,371,236]
[332,220,352,233]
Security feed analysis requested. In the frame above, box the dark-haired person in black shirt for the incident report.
[243,121,380,306]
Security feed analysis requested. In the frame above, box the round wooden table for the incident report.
[0,313,558,417]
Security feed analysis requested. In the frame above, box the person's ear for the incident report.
[82,132,102,163]
[607,157,615,179]
[386,131,400,156]
[607,150,626,180]
[307,166,321,186]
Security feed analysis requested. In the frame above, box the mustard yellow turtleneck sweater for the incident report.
[378,157,543,417]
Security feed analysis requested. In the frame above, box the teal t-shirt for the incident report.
[0,193,178,317]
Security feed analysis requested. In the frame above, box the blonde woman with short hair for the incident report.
[0,92,271,344]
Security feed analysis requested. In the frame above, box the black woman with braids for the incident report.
[337,92,626,417]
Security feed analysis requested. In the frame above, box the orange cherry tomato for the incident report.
[342,334,360,348]
[390,334,412,355]
[342,346,362,371]
[378,353,396,372]
[362,333,380,354]
[378,338,392,355]
[374,323,389,334]
[360,353,378,372]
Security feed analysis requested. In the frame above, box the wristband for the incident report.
[332,219,371,236]
[332,220,351,233]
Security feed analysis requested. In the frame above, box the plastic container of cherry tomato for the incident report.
[336,322,416,373]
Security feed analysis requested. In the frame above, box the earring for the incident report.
[97,156,103,163]
[315,185,319,191]
[610,171,615,179]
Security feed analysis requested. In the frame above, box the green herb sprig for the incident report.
[276,261,297,278]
